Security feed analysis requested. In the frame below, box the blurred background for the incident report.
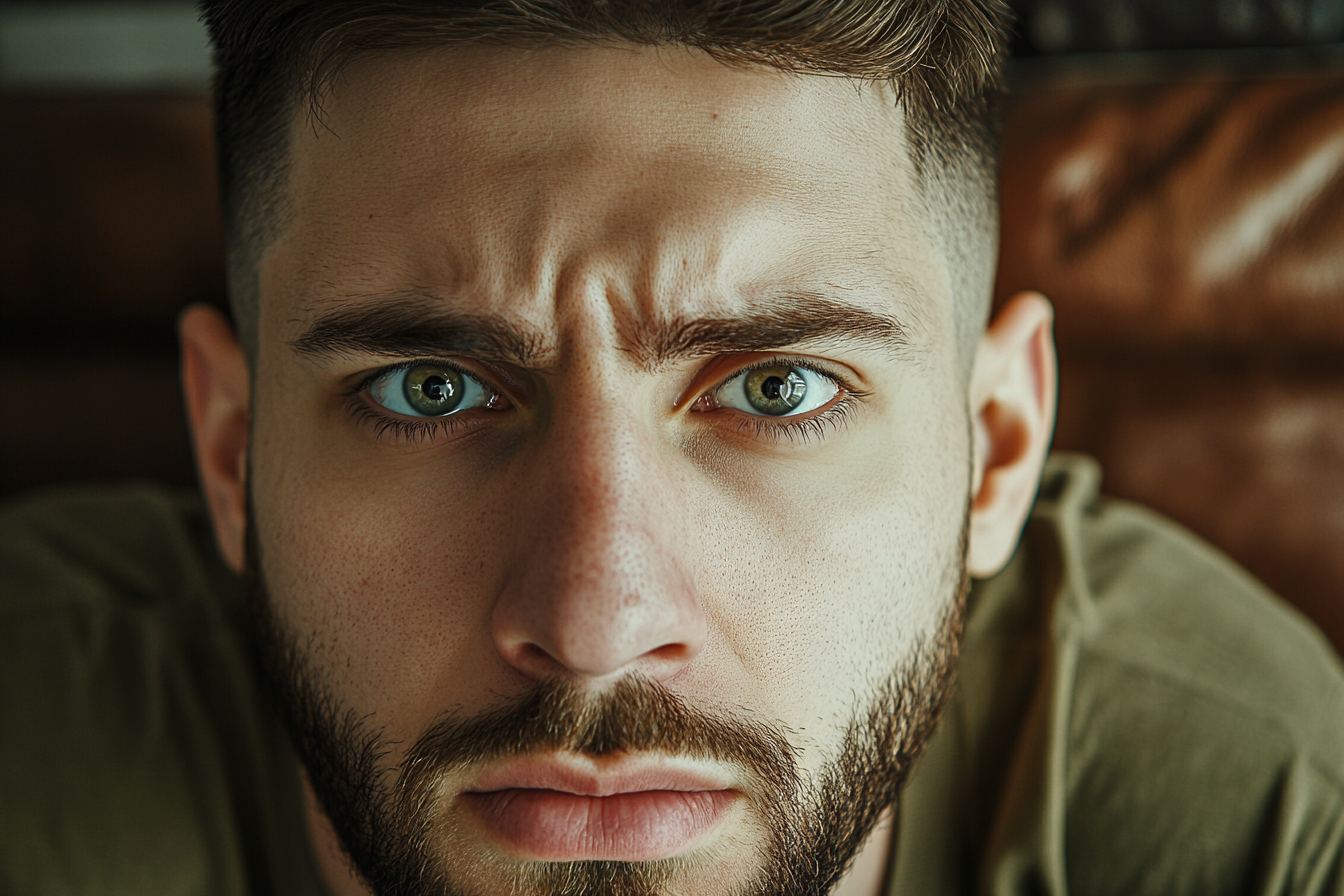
[1,0,1341,654]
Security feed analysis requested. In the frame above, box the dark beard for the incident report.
[245,522,968,896]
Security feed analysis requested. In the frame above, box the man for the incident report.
[1,2,1341,894]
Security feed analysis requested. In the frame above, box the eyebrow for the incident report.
[289,292,907,368]
[640,293,906,365]
[290,298,550,366]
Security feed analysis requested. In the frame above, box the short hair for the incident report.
[201,0,1012,368]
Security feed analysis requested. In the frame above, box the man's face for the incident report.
[248,44,972,895]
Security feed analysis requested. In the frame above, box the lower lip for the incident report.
[462,788,741,861]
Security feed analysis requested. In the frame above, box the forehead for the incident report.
[266,43,949,344]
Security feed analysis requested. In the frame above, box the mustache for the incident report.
[398,674,801,801]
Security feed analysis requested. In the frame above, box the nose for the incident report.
[492,404,706,684]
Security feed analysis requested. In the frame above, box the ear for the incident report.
[967,291,1057,577]
[179,304,250,574]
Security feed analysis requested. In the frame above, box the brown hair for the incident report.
[201,0,1013,357]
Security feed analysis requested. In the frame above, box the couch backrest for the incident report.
[997,53,1344,653]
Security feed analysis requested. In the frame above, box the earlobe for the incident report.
[179,304,251,573]
[967,291,1057,577]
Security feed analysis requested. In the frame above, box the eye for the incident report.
[713,363,840,417]
[366,362,494,417]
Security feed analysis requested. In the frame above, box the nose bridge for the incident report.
[544,396,664,584]
[535,259,677,574]
[492,364,706,683]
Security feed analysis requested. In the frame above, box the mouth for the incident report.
[460,755,745,861]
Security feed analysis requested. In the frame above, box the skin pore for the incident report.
[182,43,1056,896]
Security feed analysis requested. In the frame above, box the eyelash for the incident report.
[703,357,864,446]
[346,402,477,444]
[346,356,864,445]
[346,359,494,445]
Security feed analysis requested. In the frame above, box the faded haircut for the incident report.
[201,0,1013,368]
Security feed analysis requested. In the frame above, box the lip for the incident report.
[461,755,744,861]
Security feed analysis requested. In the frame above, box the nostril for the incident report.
[630,642,702,682]
[499,634,700,683]
[506,641,566,677]
[646,643,694,665]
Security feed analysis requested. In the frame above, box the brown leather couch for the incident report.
[997,51,1344,655]
[2,51,1341,655]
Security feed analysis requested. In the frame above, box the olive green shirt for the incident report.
[2,454,1341,895]
[891,456,1344,895]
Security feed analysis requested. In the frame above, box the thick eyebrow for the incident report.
[289,299,551,366]
[632,293,906,366]
[289,292,906,368]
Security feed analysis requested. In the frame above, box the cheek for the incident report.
[249,392,516,734]
[679,372,970,765]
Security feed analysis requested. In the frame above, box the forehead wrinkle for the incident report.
[277,51,945,377]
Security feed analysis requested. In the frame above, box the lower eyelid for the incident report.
[718,388,851,425]
[349,399,482,444]
[727,397,857,443]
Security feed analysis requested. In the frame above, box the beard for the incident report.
[244,520,968,896]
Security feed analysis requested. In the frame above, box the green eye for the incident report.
[367,363,492,418]
[743,366,807,415]
[404,365,465,415]
[715,363,838,418]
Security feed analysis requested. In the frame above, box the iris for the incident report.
[743,366,808,415]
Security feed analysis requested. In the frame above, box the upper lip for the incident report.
[464,754,739,797]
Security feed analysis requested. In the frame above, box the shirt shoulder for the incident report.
[892,455,1344,896]
[0,485,322,896]
[1040,455,1344,895]
[0,482,237,616]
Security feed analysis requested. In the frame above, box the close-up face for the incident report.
[24,2,1344,893]
[195,42,1023,896]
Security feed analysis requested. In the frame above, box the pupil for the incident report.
[761,376,786,401]
[422,375,448,402]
